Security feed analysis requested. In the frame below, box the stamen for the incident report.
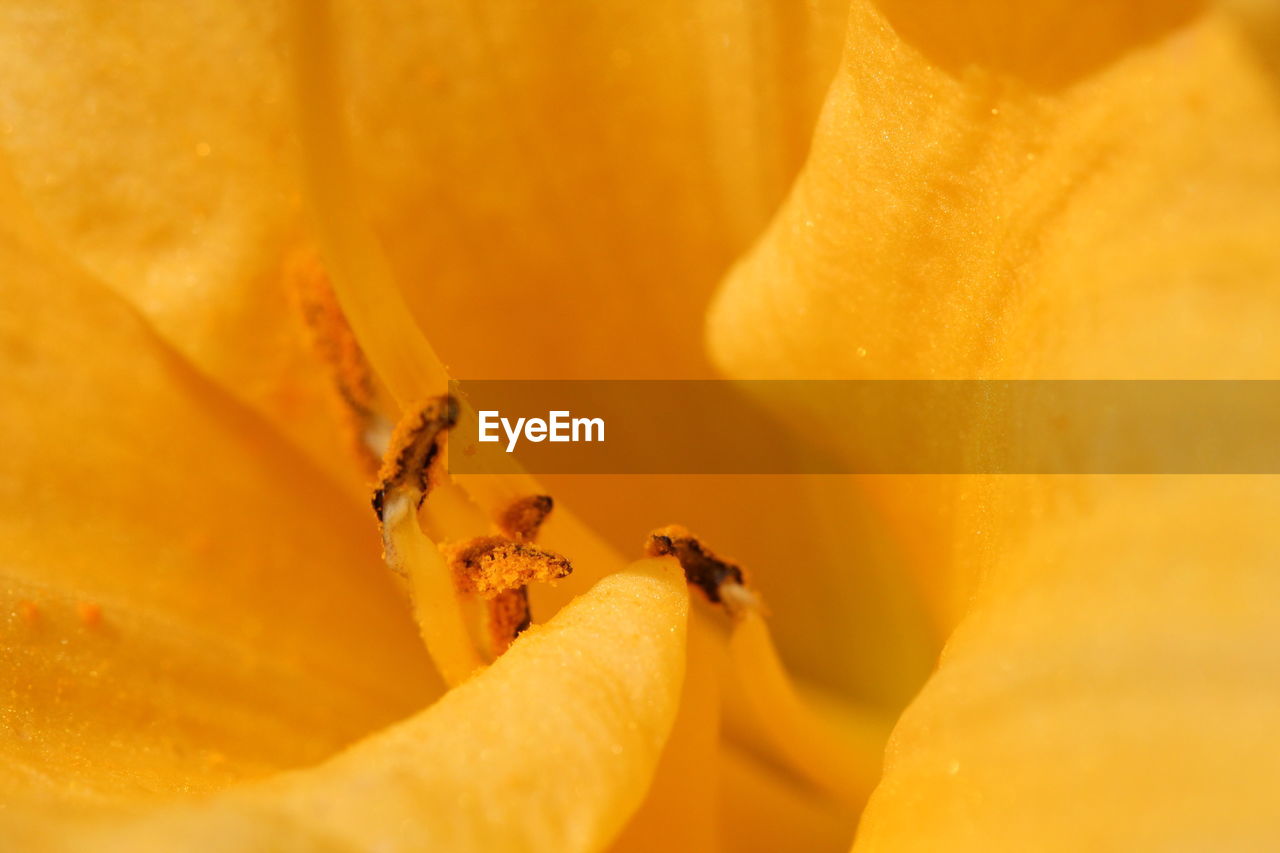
[372,396,459,517]
[645,525,758,617]
[444,534,571,656]
[286,0,570,678]
[374,397,481,685]
[646,526,883,808]
[286,0,555,540]
[445,495,568,658]
[444,536,573,596]
[287,252,393,476]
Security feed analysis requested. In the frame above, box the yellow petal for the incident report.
[709,0,1280,621]
[1,559,689,852]
[0,165,435,800]
[856,477,1280,850]
[709,0,1280,382]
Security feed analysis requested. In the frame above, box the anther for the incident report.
[372,395,459,519]
[444,536,572,597]
[646,526,880,807]
[645,524,757,617]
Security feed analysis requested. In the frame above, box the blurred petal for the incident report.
[1,559,689,853]
[856,476,1280,850]
[710,0,1278,381]
[0,166,435,800]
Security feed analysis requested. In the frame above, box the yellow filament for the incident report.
[728,610,887,809]
[286,0,447,407]
[383,494,484,686]
[286,0,547,528]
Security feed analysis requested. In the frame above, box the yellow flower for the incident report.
[1,1,1278,851]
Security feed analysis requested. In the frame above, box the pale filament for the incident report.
[380,491,483,686]
[730,610,887,808]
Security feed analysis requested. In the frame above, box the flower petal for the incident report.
[0,167,435,800]
[703,0,1280,847]
[1,559,689,852]
[856,476,1280,850]
[710,0,1280,382]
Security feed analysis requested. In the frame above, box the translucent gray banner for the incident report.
[446,381,1280,474]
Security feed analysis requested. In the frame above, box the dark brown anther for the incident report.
[497,494,555,543]
[371,395,460,520]
[645,525,754,616]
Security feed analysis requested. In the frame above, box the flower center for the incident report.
[287,0,888,806]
